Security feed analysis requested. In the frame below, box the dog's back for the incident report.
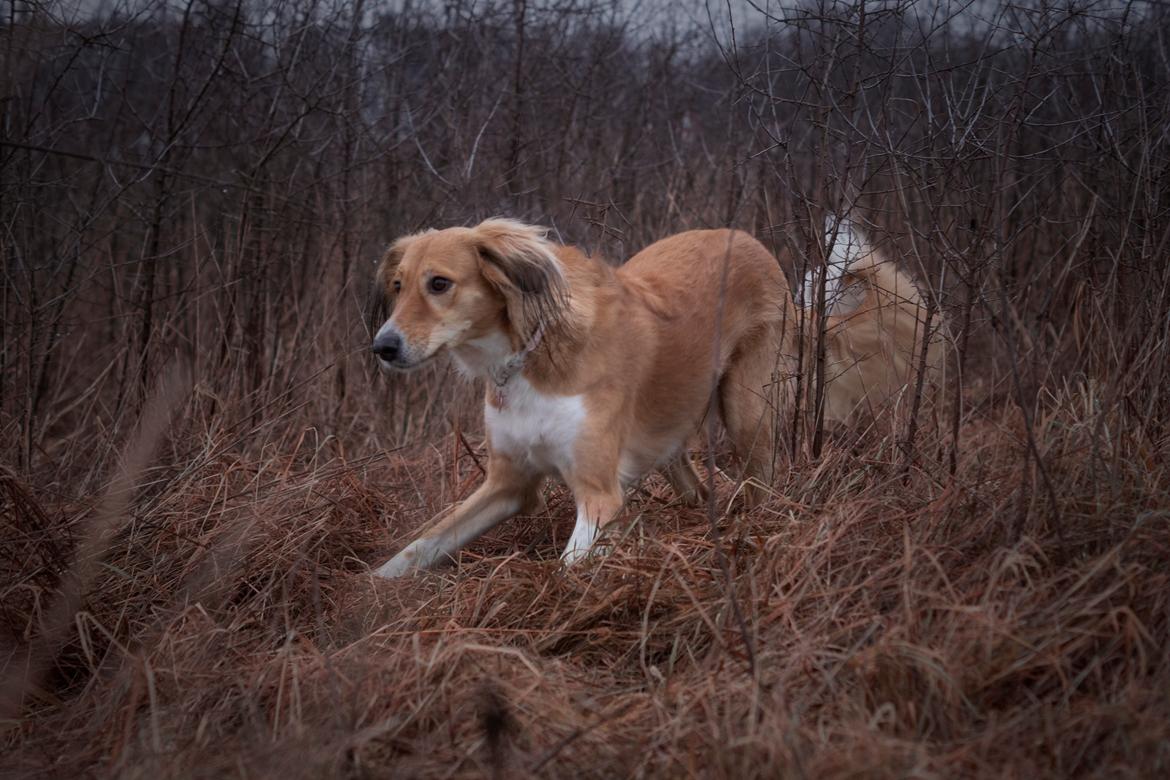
[619,229,793,367]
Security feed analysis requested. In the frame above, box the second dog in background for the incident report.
[800,218,945,425]
[369,217,940,577]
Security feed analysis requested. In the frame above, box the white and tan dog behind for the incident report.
[801,217,945,424]
[370,217,939,577]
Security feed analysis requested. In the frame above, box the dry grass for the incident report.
[3,375,1168,778]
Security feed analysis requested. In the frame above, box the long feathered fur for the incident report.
[803,218,945,423]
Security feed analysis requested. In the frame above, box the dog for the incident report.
[369,217,940,577]
[800,217,945,425]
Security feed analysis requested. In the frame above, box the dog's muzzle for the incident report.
[371,325,429,371]
[371,330,403,364]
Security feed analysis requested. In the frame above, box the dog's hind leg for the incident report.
[374,457,538,578]
[661,453,707,507]
[720,326,792,508]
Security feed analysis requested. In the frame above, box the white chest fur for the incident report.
[484,376,585,477]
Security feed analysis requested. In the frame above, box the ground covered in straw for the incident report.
[3,385,1169,778]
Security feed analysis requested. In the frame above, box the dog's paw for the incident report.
[373,554,415,578]
[560,522,601,566]
[373,539,438,578]
[560,543,591,566]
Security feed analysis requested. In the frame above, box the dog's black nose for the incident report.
[371,332,402,362]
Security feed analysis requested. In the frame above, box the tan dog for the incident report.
[370,218,938,576]
[801,218,945,424]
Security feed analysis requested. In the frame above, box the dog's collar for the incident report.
[489,322,545,389]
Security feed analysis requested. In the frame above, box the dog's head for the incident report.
[370,219,567,373]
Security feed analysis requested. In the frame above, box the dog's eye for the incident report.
[428,276,452,294]
[392,279,401,294]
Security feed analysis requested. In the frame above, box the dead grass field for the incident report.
[3,372,1168,777]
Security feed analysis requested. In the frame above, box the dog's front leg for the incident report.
[561,487,624,565]
[374,458,537,578]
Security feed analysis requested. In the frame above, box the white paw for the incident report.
[561,519,600,565]
[373,556,412,578]
[373,539,437,578]
[560,543,590,566]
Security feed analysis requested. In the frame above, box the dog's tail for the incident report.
[800,217,944,424]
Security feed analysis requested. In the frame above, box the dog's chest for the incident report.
[484,378,584,476]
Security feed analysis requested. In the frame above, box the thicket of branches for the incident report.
[5,0,1168,476]
[3,1,1170,776]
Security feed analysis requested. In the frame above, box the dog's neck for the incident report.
[450,331,518,382]
[447,326,542,411]
[449,322,543,383]
[489,322,545,388]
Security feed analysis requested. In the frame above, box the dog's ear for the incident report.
[366,234,416,337]
[473,219,567,344]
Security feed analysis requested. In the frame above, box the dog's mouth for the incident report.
[376,352,436,374]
